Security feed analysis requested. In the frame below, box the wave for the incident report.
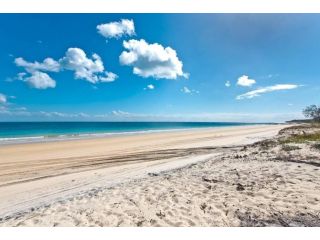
[0,127,216,145]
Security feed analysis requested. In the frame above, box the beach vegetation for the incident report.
[303,105,320,122]
[313,143,320,150]
[281,132,320,144]
[281,144,301,151]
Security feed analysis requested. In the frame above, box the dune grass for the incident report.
[281,132,320,144]
[281,145,301,151]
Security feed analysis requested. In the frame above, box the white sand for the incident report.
[3,124,317,226]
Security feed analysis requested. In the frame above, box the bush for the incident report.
[281,132,320,144]
[303,105,320,122]
[281,145,301,151]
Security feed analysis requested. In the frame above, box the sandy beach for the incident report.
[1,124,320,226]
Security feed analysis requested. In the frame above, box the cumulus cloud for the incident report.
[25,71,56,89]
[15,71,56,90]
[14,48,117,88]
[14,57,60,89]
[97,19,135,39]
[0,93,7,104]
[225,81,231,87]
[59,48,118,83]
[59,48,105,83]
[237,75,256,87]
[119,39,188,80]
[15,57,60,73]
[236,84,299,100]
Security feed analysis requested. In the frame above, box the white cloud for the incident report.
[14,57,60,89]
[0,107,304,123]
[145,84,155,90]
[15,48,117,87]
[236,84,299,100]
[99,71,118,82]
[38,111,89,118]
[15,57,60,73]
[237,75,256,87]
[14,71,56,90]
[181,86,191,94]
[111,110,131,116]
[16,72,27,80]
[225,81,231,87]
[59,48,118,84]
[0,105,30,116]
[95,111,304,123]
[78,112,90,118]
[97,19,135,39]
[59,48,104,83]
[181,86,199,95]
[119,39,188,79]
[0,93,7,104]
[25,71,56,89]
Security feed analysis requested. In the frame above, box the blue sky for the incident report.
[0,14,319,122]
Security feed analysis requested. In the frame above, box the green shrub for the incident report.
[281,132,320,144]
[281,145,301,151]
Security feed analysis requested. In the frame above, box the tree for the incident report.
[303,105,320,121]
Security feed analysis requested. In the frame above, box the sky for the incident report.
[0,14,319,122]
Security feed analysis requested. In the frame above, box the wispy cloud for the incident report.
[0,93,7,104]
[111,110,131,117]
[120,39,188,80]
[225,81,231,87]
[38,111,89,118]
[237,75,256,87]
[181,86,199,94]
[259,73,279,79]
[0,106,304,123]
[181,86,191,94]
[0,105,31,116]
[94,111,304,123]
[236,84,299,100]
[97,19,135,39]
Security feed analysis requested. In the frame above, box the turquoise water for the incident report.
[0,122,261,144]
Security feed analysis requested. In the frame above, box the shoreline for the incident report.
[0,124,288,224]
[0,123,276,146]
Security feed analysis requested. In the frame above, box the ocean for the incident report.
[0,122,261,144]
